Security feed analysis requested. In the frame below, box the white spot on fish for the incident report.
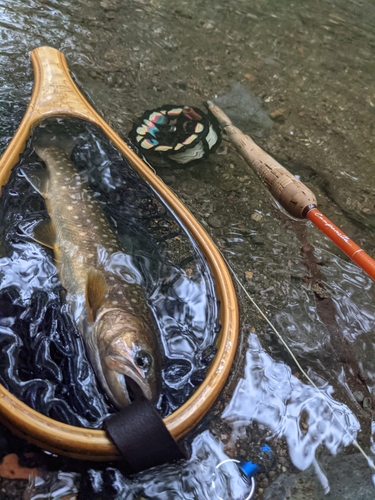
[131,298,137,303]
[112,301,118,305]
[67,206,73,210]
[74,215,79,219]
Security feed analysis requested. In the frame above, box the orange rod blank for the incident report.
[307,208,375,280]
[208,101,375,281]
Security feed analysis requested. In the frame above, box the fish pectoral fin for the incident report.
[32,219,57,250]
[20,165,49,198]
[86,268,107,322]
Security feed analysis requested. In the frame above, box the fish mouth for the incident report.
[124,375,146,402]
[103,355,154,408]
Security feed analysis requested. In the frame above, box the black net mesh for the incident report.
[0,118,219,428]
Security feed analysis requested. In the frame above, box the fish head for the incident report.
[95,308,161,408]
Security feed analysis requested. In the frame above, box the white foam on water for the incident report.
[222,334,360,472]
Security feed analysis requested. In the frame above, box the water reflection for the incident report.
[273,247,375,395]
[222,334,361,486]
[25,431,253,500]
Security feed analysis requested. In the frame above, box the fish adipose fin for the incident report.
[32,219,57,250]
[21,164,49,198]
[86,268,107,322]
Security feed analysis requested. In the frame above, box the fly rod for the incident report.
[207,101,375,281]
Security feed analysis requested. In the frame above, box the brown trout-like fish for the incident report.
[26,144,161,408]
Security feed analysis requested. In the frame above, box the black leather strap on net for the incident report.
[104,397,187,473]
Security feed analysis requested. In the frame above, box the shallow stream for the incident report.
[1,0,375,498]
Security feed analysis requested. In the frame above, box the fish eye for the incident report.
[135,351,152,370]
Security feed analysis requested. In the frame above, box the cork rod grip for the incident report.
[208,102,317,219]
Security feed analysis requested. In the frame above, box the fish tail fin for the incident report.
[86,268,107,322]
[33,130,77,159]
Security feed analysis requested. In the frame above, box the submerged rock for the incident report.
[214,82,273,138]
[263,453,375,500]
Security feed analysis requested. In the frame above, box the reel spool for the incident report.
[129,105,221,167]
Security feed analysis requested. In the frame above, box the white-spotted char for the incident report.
[29,145,161,408]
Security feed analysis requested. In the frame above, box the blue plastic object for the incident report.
[240,461,260,478]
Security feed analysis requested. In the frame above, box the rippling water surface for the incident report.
[1,0,375,498]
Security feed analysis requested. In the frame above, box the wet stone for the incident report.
[261,477,269,488]
[353,390,364,403]
[363,397,372,409]
[100,0,119,10]
[207,215,222,228]
[263,452,375,500]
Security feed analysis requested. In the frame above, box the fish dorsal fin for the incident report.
[21,165,49,198]
[33,219,56,250]
[86,268,107,322]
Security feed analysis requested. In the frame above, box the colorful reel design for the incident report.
[129,105,221,166]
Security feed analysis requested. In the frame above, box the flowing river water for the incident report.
[1,0,375,498]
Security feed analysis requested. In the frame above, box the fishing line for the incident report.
[221,254,375,474]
